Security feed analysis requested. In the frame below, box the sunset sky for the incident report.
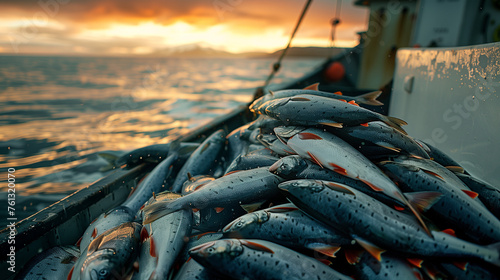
[0,0,368,55]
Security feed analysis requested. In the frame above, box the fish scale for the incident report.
[456,173,500,219]
[380,161,500,244]
[189,239,352,280]
[353,251,423,280]
[279,179,500,267]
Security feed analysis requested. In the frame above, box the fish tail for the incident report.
[142,199,182,224]
[486,242,500,267]
[381,116,408,135]
[396,191,432,236]
[355,90,384,106]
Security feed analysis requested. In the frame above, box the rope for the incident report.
[253,0,313,101]
[330,0,342,48]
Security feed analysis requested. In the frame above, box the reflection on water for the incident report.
[0,55,322,225]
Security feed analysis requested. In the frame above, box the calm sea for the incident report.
[0,55,322,227]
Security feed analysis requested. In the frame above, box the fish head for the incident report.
[80,249,119,280]
[278,179,325,194]
[189,239,243,261]
[222,211,270,233]
[269,155,306,177]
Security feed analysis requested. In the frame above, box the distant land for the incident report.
[146,44,346,58]
[0,45,347,58]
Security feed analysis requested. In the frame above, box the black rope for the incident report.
[330,0,342,48]
[253,0,313,101]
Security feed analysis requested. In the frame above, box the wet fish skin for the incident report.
[79,206,135,252]
[276,127,421,224]
[279,179,500,266]
[222,203,351,255]
[181,175,216,195]
[189,239,352,280]
[416,140,468,174]
[330,121,429,159]
[225,125,252,166]
[439,261,500,280]
[224,153,279,175]
[253,94,406,134]
[122,153,178,212]
[257,133,296,156]
[456,173,500,219]
[249,88,383,110]
[134,192,193,280]
[353,251,423,280]
[270,155,407,208]
[72,222,142,280]
[380,161,500,244]
[15,246,80,280]
[171,130,226,193]
[143,167,284,224]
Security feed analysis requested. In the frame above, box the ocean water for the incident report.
[0,55,322,227]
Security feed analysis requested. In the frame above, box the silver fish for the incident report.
[189,239,352,280]
[71,222,142,280]
[253,94,406,134]
[279,179,500,267]
[143,167,284,224]
[171,130,226,193]
[16,246,79,280]
[276,127,429,234]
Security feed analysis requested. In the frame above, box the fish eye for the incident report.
[207,247,215,253]
[99,269,108,276]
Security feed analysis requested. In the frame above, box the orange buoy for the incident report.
[324,61,345,82]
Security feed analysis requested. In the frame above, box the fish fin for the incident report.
[192,208,199,213]
[150,236,157,257]
[75,236,82,247]
[319,122,343,128]
[214,207,224,213]
[291,97,311,101]
[298,132,323,140]
[404,191,443,212]
[395,191,432,237]
[445,166,464,173]
[333,91,343,96]
[339,99,347,102]
[318,259,333,266]
[462,189,479,199]
[269,90,275,96]
[348,100,360,107]
[407,258,423,268]
[345,248,364,264]
[381,116,408,135]
[187,172,193,180]
[354,237,386,261]
[452,261,468,271]
[267,206,300,213]
[307,244,341,257]
[241,240,275,254]
[393,205,405,211]
[324,182,355,195]
[140,227,150,242]
[355,90,383,106]
[307,151,324,168]
[328,163,348,176]
[377,144,402,152]
[422,170,445,181]
[143,199,182,224]
[91,228,97,238]
[200,142,211,153]
[224,170,242,176]
[87,234,103,255]
[241,201,265,213]
[441,228,456,237]
[303,83,319,91]
[67,266,74,280]
[360,122,369,127]
[359,178,384,192]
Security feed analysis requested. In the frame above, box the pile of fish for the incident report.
[18,84,500,280]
